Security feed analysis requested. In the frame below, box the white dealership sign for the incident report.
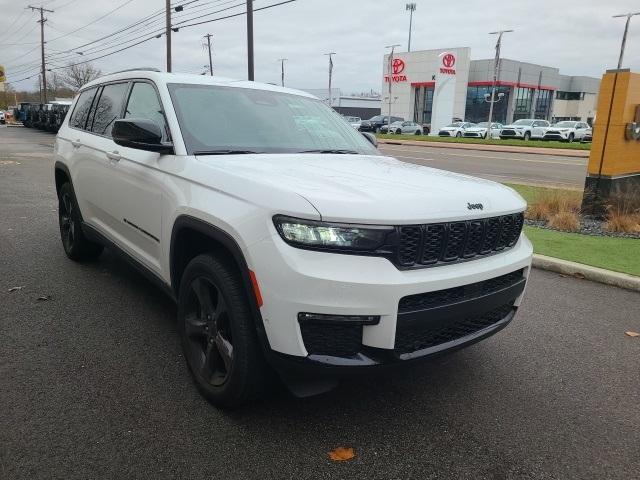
[430,52,458,135]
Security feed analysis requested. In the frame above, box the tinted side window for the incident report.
[90,82,129,137]
[69,88,97,130]
[124,82,169,140]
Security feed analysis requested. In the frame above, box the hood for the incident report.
[195,154,526,224]
[439,126,461,131]
[465,126,487,132]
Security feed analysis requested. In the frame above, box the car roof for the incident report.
[80,70,318,100]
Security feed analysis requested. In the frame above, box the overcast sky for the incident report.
[1,0,639,93]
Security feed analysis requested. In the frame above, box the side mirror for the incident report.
[361,131,378,147]
[112,118,174,154]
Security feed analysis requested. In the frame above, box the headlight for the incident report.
[273,215,394,251]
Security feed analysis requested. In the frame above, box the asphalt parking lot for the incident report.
[1,126,639,479]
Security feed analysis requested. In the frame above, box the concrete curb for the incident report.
[378,138,590,158]
[532,254,640,292]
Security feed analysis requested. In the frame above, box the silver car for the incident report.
[381,120,423,135]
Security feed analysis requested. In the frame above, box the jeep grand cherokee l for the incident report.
[54,69,532,407]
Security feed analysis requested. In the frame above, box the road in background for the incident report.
[1,127,638,479]
[379,142,588,188]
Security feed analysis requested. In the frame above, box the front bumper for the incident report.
[500,129,525,138]
[543,131,570,141]
[248,231,533,371]
[463,131,485,138]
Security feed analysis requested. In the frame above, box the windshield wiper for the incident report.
[299,149,359,154]
[193,149,261,155]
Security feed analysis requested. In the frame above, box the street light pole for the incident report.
[28,5,54,103]
[277,58,287,87]
[487,29,513,136]
[324,52,336,106]
[613,12,640,69]
[385,44,401,132]
[406,3,416,52]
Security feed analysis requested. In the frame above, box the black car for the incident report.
[360,115,404,133]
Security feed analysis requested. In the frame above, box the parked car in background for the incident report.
[47,102,72,133]
[500,119,550,140]
[344,116,361,130]
[463,122,503,139]
[0,110,5,124]
[542,121,590,142]
[13,102,32,124]
[438,122,475,137]
[582,126,593,142]
[360,115,404,133]
[380,120,423,135]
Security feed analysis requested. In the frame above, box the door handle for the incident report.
[71,139,81,148]
[106,151,122,162]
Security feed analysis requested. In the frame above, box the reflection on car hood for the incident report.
[195,154,526,223]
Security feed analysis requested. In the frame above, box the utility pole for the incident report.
[324,52,335,106]
[246,0,254,80]
[204,34,214,75]
[385,44,401,131]
[277,58,287,87]
[613,12,640,69]
[28,5,54,103]
[165,0,172,72]
[487,30,513,136]
[406,3,416,52]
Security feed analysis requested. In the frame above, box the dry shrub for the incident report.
[547,211,581,232]
[604,187,640,234]
[526,188,581,222]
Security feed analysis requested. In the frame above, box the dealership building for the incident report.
[381,47,600,133]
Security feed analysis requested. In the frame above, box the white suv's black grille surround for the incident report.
[395,212,524,268]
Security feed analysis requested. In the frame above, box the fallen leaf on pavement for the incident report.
[37,295,52,301]
[8,286,25,292]
[625,331,639,337]
[328,447,355,462]
[572,272,586,279]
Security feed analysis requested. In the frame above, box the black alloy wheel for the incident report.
[57,182,103,261]
[183,277,234,387]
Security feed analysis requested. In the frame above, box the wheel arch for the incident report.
[169,215,269,347]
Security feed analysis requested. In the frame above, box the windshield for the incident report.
[367,115,385,122]
[168,84,378,155]
[513,120,534,126]
[554,121,577,128]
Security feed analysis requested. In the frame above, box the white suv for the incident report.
[54,69,533,407]
[500,119,550,140]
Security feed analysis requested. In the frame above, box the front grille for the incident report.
[396,213,524,268]
[394,303,514,354]
[398,269,523,313]
[501,129,516,136]
[438,131,451,136]
[299,322,362,357]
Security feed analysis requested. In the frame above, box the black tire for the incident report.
[58,182,103,261]
[567,133,574,143]
[523,131,531,141]
[414,129,421,135]
[456,131,462,138]
[395,129,402,134]
[482,132,488,139]
[178,254,269,408]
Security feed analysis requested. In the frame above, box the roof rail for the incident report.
[107,67,162,75]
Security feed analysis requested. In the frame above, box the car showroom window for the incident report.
[125,82,169,141]
[90,82,129,137]
[69,87,97,130]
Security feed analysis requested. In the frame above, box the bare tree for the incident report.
[62,62,102,91]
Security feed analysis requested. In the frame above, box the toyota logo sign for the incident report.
[392,58,405,75]
[439,53,457,75]
[442,54,456,68]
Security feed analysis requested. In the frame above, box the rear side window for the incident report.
[124,82,169,140]
[90,82,129,137]
[69,88,97,130]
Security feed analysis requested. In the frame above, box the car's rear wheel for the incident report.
[178,254,269,408]
[58,183,103,261]
[395,129,402,134]
[414,129,421,135]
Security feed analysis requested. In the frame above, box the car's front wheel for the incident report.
[523,131,531,141]
[178,254,269,408]
[456,131,462,138]
[58,182,103,261]
[567,133,575,143]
